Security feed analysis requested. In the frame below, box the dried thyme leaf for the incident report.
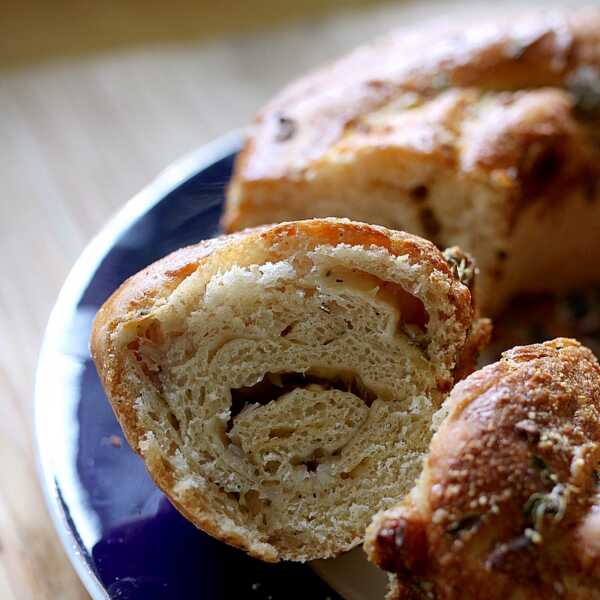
[524,484,567,530]
[409,580,435,599]
[432,71,450,90]
[443,247,475,287]
[567,66,600,117]
[446,514,481,536]
[530,455,554,484]
[274,114,297,142]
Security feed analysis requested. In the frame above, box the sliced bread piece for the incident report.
[91,218,488,562]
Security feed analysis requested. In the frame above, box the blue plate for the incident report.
[35,132,349,600]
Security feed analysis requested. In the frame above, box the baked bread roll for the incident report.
[366,338,600,599]
[91,218,488,562]
[224,10,600,316]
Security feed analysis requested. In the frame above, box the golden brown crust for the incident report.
[91,228,297,561]
[91,218,481,561]
[365,338,600,599]
[91,236,231,450]
[230,10,600,187]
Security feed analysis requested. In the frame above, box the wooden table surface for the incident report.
[0,0,593,597]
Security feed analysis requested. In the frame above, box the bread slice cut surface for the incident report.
[91,218,486,562]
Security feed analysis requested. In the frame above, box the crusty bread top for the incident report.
[91,218,476,454]
[419,338,600,540]
[366,338,600,598]
[233,9,600,192]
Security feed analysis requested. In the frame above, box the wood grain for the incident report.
[0,0,595,597]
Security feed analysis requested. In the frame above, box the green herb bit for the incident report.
[530,455,553,484]
[446,514,480,536]
[524,484,567,530]
[443,247,475,287]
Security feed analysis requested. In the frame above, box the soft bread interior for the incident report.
[114,237,468,561]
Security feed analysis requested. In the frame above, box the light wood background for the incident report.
[0,0,594,598]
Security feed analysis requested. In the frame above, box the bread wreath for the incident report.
[224,9,600,316]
